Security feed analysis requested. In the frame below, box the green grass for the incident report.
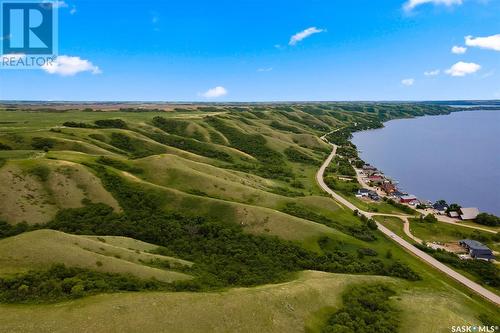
[375,216,416,244]
[0,229,192,282]
[408,219,500,251]
[0,105,499,331]
[0,271,491,333]
[0,159,120,225]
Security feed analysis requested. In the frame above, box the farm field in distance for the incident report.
[0,103,498,332]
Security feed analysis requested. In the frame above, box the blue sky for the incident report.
[1,0,499,101]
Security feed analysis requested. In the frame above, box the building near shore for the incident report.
[433,202,448,215]
[459,240,495,260]
[400,195,417,203]
[459,207,480,220]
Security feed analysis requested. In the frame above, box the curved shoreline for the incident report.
[350,110,500,216]
[316,139,500,306]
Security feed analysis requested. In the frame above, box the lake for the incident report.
[351,110,500,215]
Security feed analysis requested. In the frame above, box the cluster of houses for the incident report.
[358,164,424,205]
[432,203,480,221]
[358,164,480,221]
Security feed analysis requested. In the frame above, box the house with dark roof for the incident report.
[459,240,495,260]
[433,202,448,215]
[356,188,371,198]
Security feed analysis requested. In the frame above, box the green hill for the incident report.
[0,229,192,282]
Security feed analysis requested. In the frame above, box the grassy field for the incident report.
[408,219,500,252]
[0,271,488,333]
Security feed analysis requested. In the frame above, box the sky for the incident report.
[0,0,499,102]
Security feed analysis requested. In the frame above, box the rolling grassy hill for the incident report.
[0,104,498,332]
[0,271,484,333]
[0,229,192,282]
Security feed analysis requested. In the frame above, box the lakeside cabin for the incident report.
[400,195,418,204]
[459,207,480,220]
[459,240,495,261]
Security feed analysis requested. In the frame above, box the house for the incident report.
[356,188,371,198]
[362,165,377,172]
[381,182,396,194]
[459,207,480,220]
[391,191,406,199]
[400,195,417,203]
[368,175,385,185]
[368,191,380,201]
[433,202,448,215]
[459,240,495,260]
[408,199,420,206]
[448,211,459,218]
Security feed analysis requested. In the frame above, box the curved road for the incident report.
[316,142,500,306]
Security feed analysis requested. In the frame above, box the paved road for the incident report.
[316,143,500,306]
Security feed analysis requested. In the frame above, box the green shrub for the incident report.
[31,137,56,150]
[321,284,399,333]
[284,147,319,165]
[0,265,168,304]
[0,142,12,150]
[28,165,51,181]
[94,119,127,129]
[475,213,500,227]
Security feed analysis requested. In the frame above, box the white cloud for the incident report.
[404,0,462,11]
[42,55,101,76]
[445,61,481,76]
[402,78,415,86]
[451,45,467,54]
[70,6,77,15]
[424,69,440,76]
[289,27,325,46]
[257,67,273,72]
[465,34,500,51]
[201,86,228,98]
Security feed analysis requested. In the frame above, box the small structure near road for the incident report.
[459,239,495,261]
[459,207,480,221]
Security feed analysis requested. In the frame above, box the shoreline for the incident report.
[348,109,500,217]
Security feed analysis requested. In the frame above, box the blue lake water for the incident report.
[351,110,500,215]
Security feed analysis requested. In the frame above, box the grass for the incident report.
[0,159,120,225]
[375,216,416,244]
[0,229,192,282]
[0,106,499,331]
[408,219,500,252]
[0,270,491,333]
[0,110,217,133]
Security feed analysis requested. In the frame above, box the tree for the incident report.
[475,213,500,227]
[447,203,461,213]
